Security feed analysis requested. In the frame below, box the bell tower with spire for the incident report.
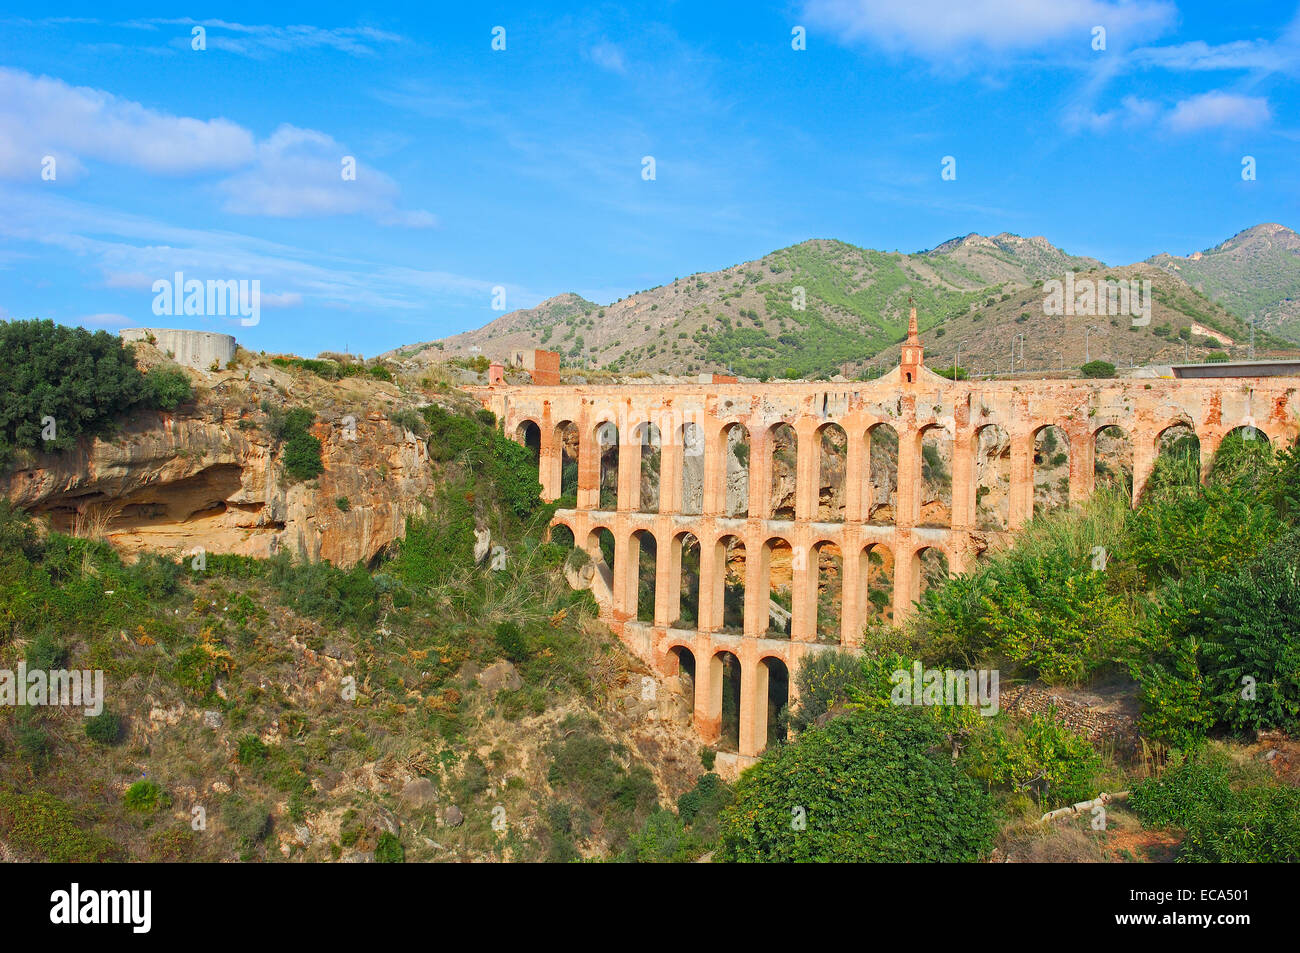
[900,297,924,383]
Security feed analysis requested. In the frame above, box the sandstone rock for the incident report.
[401,778,437,808]
[473,527,492,564]
[477,660,522,693]
[443,805,464,828]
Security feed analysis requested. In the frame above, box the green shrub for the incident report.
[85,710,125,745]
[123,779,168,815]
[494,620,531,662]
[237,734,269,766]
[1130,749,1300,862]
[0,319,152,465]
[335,496,351,512]
[0,790,120,861]
[1080,359,1116,378]
[375,831,405,863]
[718,705,996,862]
[145,366,193,410]
[965,710,1105,806]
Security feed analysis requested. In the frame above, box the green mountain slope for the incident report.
[1147,223,1300,342]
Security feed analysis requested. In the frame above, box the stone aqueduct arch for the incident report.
[478,327,1300,761]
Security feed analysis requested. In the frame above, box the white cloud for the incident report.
[0,187,520,318]
[1164,92,1271,132]
[589,42,627,73]
[1132,39,1299,73]
[122,18,403,58]
[0,69,433,226]
[1064,94,1160,132]
[0,67,255,180]
[216,125,435,226]
[802,0,1176,57]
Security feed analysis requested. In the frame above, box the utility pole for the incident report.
[954,341,962,380]
[1085,326,1099,364]
[1250,316,1256,360]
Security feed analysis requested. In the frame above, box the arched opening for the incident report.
[814,540,843,644]
[914,546,950,603]
[1032,425,1070,518]
[867,423,898,524]
[919,424,952,527]
[1093,425,1133,502]
[723,422,751,517]
[769,422,797,520]
[713,534,747,633]
[596,421,619,510]
[858,542,895,625]
[584,526,615,605]
[635,422,661,514]
[759,656,790,750]
[1149,423,1201,497]
[974,424,1010,531]
[630,528,658,623]
[556,420,579,502]
[516,420,541,475]
[711,651,742,752]
[1212,424,1273,483]
[671,531,701,628]
[549,523,575,549]
[679,421,705,516]
[816,423,847,521]
[762,537,794,639]
[669,646,697,719]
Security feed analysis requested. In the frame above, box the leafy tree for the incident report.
[0,319,149,464]
[1080,359,1116,378]
[718,705,996,862]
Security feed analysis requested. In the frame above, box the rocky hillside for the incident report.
[0,338,717,863]
[400,226,1299,379]
[1147,223,1300,342]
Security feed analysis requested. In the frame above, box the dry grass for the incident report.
[73,501,121,541]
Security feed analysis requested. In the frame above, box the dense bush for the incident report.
[0,319,183,466]
[1130,748,1300,862]
[145,366,193,410]
[718,705,996,862]
[123,780,168,815]
[1080,359,1116,378]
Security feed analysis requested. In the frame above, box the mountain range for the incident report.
[392,224,1300,379]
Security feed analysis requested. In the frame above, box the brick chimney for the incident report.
[900,299,924,383]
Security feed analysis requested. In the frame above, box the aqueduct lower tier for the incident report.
[475,362,1300,760]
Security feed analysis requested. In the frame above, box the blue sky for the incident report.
[0,1,1297,357]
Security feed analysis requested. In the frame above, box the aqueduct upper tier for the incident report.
[474,320,1300,760]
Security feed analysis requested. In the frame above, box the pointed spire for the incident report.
[907,296,919,341]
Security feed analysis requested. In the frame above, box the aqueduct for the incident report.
[476,311,1300,762]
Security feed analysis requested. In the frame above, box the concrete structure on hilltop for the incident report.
[476,307,1300,764]
[120,328,237,371]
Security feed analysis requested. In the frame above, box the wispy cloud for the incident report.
[0,187,535,318]
[801,0,1176,58]
[121,18,403,57]
[217,125,435,226]
[589,41,627,73]
[1165,92,1272,133]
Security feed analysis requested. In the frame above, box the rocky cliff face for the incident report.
[2,364,436,567]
